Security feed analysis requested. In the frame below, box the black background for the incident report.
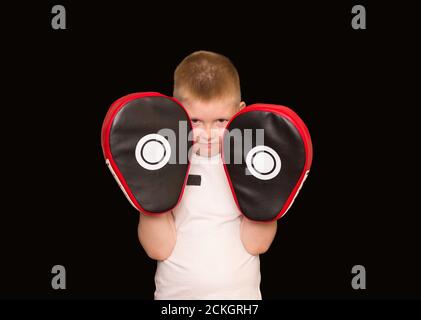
[1,1,419,300]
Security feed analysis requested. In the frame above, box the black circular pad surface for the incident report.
[109,96,193,213]
[223,110,306,221]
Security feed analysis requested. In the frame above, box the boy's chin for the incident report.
[196,144,221,157]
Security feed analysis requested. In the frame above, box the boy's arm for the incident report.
[240,217,277,255]
[138,211,176,261]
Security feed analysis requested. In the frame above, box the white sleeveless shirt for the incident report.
[154,152,262,300]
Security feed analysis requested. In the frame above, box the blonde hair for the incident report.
[174,50,241,102]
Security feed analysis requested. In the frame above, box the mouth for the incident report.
[197,142,219,151]
[198,141,218,145]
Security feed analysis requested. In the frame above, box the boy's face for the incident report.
[178,91,245,157]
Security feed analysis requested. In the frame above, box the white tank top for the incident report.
[154,152,262,300]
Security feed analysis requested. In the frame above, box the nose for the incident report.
[206,125,220,142]
[206,127,212,142]
[195,125,217,143]
[199,124,209,141]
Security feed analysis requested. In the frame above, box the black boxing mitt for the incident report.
[101,92,193,214]
[222,104,313,221]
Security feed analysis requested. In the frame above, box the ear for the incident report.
[239,101,246,110]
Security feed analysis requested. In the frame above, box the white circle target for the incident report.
[135,134,171,170]
[245,145,281,180]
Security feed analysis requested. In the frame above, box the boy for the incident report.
[138,51,277,299]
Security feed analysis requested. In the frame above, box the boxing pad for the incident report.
[222,104,313,221]
[101,92,193,214]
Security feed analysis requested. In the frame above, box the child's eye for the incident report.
[217,119,228,123]
[191,119,202,126]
